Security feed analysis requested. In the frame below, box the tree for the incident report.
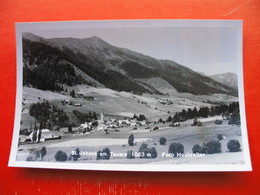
[168,142,184,157]
[102,148,111,160]
[92,112,98,120]
[96,148,111,160]
[128,134,135,146]
[29,101,69,128]
[55,150,68,161]
[159,137,167,145]
[29,101,50,125]
[227,139,241,152]
[88,111,92,119]
[158,118,163,123]
[187,108,193,119]
[172,112,180,123]
[127,150,135,159]
[181,109,187,119]
[192,144,202,153]
[71,148,81,160]
[198,106,210,118]
[228,108,240,125]
[201,140,221,154]
[192,107,198,117]
[37,129,42,143]
[68,124,73,133]
[193,117,198,126]
[166,116,172,122]
[70,90,76,98]
[138,143,148,158]
[222,110,230,119]
[210,106,215,116]
[137,114,146,121]
[146,147,157,158]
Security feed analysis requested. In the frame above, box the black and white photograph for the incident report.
[9,20,252,171]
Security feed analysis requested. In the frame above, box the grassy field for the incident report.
[17,86,244,165]
[16,118,244,165]
[21,85,238,128]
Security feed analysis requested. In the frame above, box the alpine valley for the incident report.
[17,33,244,166]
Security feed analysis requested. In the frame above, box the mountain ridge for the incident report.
[210,72,238,89]
[22,33,238,96]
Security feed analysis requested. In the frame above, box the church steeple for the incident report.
[100,113,104,123]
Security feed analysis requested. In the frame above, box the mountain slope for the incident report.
[210,72,238,89]
[22,37,152,94]
[22,33,238,96]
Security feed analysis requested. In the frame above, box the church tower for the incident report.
[100,113,104,124]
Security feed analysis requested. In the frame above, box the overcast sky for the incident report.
[29,24,239,75]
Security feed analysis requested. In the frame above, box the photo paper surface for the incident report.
[9,20,252,171]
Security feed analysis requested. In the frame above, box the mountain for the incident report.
[210,72,238,89]
[22,33,238,96]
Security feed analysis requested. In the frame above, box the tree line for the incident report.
[167,102,240,124]
[23,39,93,91]
[72,110,98,123]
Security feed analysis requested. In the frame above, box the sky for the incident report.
[27,23,240,75]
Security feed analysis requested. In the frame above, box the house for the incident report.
[78,122,92,133]
[74,103,82,107]
[96,124,107,131]
[106,119,119,128]
[118,120,131,126]
[27,129,61,142]
[77,93,85,98]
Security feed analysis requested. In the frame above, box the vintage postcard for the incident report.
[9,20,252,171]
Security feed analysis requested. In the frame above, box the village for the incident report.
[16,108,243,164]
[19,111,180,145]
[15,82,243,165]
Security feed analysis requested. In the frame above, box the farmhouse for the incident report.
[24,129,61,143]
